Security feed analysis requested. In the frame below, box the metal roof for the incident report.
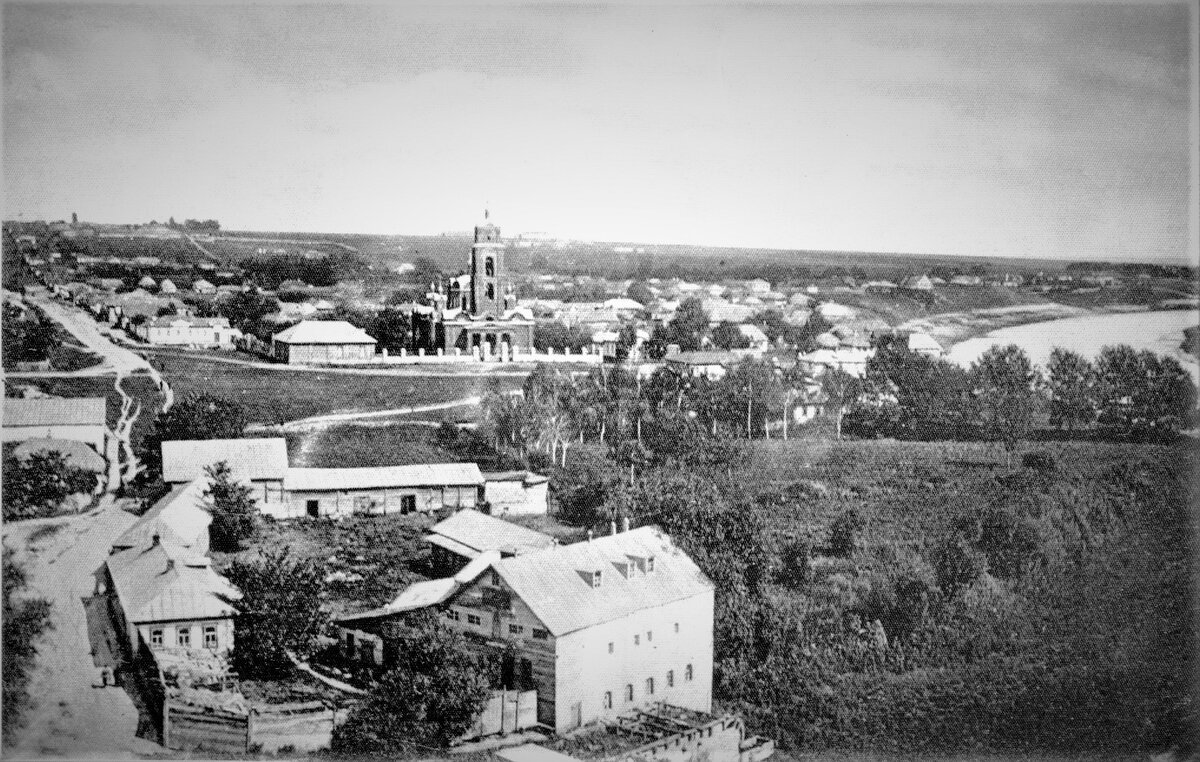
[112,478,212,554]
[106,542,239,624]
[271,320,376,345]
[13,438,105,472]
[161,438,288,483]
[484,471,550,485]
[496,745,582,762]
[4,397,106,428]
[427,509,556,556]
[490,526,712,637]
[283,462,484,492]
[335,551,499,624]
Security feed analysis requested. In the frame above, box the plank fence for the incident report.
[163,696,356,754]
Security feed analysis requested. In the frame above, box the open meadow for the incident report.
[152,353,524,425]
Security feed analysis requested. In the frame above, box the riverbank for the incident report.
[898,301,1153,350]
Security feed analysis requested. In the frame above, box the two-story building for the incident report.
[334,527,713,733]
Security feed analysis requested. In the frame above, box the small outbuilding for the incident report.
[270,320,377,364]
[483,471,550,516]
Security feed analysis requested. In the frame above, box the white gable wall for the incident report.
[553,588,713,731]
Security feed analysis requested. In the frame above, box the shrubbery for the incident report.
[827,508,865,557]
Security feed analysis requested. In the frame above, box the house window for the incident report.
[604,691,613,709]
[625,684,634,702]
[204,625,218,650]
[468,614,482,626]
[608,642,614,654]
[592,570,603,588]
[646,677,655,695]
[634,634,640,646]
[400,495,416,514]
[492,571,502,586]
[667,670,675,687]
[177,627,191,647]
[533,628,549,640]
[509,624,524,635]
[685,664,694,681]
[150,629,163,647]
[446,609,460,621]
[646,556,655,572]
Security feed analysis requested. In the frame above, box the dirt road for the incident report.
[2,501,162,759]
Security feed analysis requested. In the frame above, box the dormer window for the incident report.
[592,569,603,588]
[646,556,655,572]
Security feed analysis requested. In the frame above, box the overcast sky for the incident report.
[3,3,1196,263]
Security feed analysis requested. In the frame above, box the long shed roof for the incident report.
[161,438,288,483]
[283,462,484,492]
[427,509,556,556]
[4,397,106,427]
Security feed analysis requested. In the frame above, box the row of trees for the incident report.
[848,341,1197,450]
[2,303,59,367]
[2,450,100,520]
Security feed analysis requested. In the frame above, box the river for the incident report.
[947,309,1200,382]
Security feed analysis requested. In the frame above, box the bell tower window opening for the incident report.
[485,257,494,277]
[486,283,495,300]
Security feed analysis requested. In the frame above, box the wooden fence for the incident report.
[462,689,538,740]
[163,697,355,754]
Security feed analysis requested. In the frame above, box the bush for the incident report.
[3,553,52,743]
[828,508,865,557]
[930,536,986,598]
[976,507,1041,579]
[777,538,812,588]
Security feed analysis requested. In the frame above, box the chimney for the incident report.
[610,520,618,536]
[587,530,593,543]
[165,558,174,572]
[151,532,160,546]
[622,516,631,533]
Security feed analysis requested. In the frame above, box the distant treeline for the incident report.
[239,255,342,289]
[1064,261,1195,279]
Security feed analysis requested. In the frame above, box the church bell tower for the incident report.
[469,209,505,316]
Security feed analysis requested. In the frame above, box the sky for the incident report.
[3,2,1196,263]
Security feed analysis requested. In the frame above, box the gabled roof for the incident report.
[4,397,106,427]
[147,316,231,329]
[490,526,712,636]
[427,509,555,557]
[484,471,550,486]
[907,332,944,353]
[13,438,105,472]
[283,462,484,492]
[271,320,376,345]
[335,551,499,624]
[112,478,212,554]
[665,351,742,367]
[161,438,288,483]
[107,541,239,624]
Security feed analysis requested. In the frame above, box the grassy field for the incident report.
[152,353,525,425]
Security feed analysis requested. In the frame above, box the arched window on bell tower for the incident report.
[486,283,495,300]
[485,257,494,277]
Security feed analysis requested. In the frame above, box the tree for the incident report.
[972,345,1041,465]
[821,367,862,440]
[2,450,99,520]
[219,291,279,330]
[2,304,59,366]
[711,322,750,350]
[144,393,248,474]
[665,297,709,351]
[331,612,491,755]
[3,553,52,744]
[626,281,653,306]
[203,461,258,552]
[1046,347,1095,432]
[223,548,327,678]
[1095,345,1197,439]
[408,256,441,286]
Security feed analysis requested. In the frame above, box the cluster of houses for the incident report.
[89,436,762,758]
